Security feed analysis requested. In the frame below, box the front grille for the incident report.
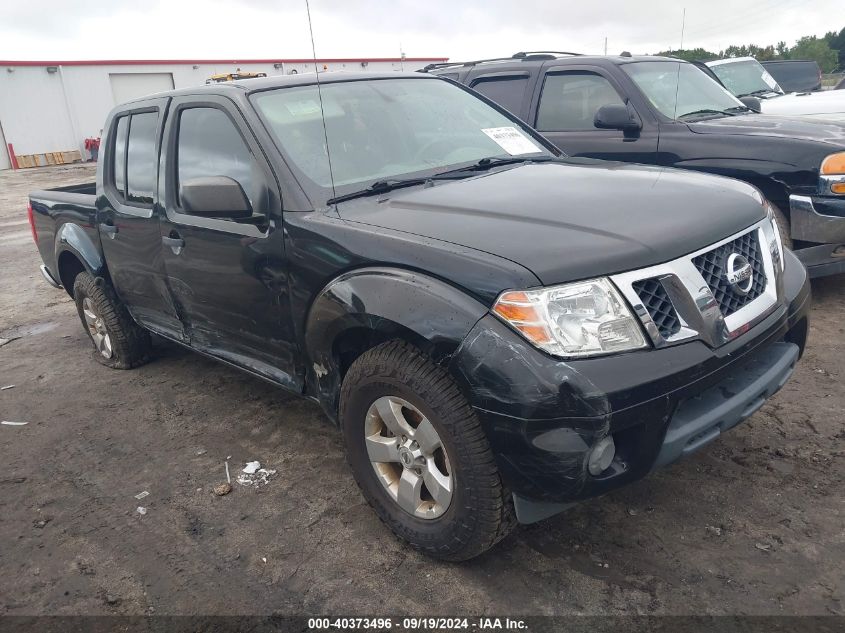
[693,230,766,317]
[632,278,681,339]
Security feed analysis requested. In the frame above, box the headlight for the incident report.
[492,278,648,358]
[820,152,845,195]
[765,203,785,272]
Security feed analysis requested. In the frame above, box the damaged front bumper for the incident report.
[790,194,845,277]
[448,250,811,524]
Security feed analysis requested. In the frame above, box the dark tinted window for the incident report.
[112,116,128,197]
[126,112,158,205]
[472,76,529,114]
[177,107,266,210]
[537,72,625,130]
[761,61,821,92]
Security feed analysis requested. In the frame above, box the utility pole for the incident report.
[604,37,608,55]
[680,7,686,51]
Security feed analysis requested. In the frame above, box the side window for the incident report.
[112,116,129,197]
[176,107,266,212]
[471,76,529,115]
[126,112,158,205]
[536,72,625,131]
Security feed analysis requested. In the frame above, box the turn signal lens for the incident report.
[820,152,845,175]
[832,182,845,194]
[492,278,648,358]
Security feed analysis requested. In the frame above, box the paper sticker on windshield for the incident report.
[285,100,322,117]
[761,71,778,89]
[481,127,542,155]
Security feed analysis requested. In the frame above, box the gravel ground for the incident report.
[0,164,843,616]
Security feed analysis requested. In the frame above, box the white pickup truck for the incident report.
[705,57,845,119]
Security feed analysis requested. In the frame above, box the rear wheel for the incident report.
[72,272,151,369]
[340,340,515,561]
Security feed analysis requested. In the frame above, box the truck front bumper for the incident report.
[448,250,810,523]
[790,194,845,277]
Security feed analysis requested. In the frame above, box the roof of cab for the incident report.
[118,71,435,105]
[427,54,684,74]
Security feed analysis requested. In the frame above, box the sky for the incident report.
[0,0,842,62]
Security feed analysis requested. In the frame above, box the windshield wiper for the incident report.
[327,178,429,205]
[678,108,737,120]
[737,88,780,99]
[326,156,557,205]
[436,155,557,177]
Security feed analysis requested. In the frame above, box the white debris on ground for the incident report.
[136,506,147,515]
[236,461,277,487]
[2,420,28,426]
[134,491,149,500]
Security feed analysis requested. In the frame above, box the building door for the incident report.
[0,120,11,171]
[109,73,175,106]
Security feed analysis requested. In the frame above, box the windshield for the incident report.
[623,61,747,120]
[251,77,553,199]
[709,59,782,97]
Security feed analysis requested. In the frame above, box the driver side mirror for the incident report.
[594,104,642,132]
[739,96,762,113]
[180,176,253,219]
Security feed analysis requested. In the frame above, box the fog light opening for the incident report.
[588,436,616,476]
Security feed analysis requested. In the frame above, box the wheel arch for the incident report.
[55,223,106,297]
[304,267,489,422]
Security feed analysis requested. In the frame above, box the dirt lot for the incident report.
[0,164,842,616]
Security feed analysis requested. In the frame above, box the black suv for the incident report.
[427,52,845,278]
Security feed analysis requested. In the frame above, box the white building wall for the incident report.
[0,58,443,168]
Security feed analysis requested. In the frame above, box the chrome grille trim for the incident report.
[611,218,783,349]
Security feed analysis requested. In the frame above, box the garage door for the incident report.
[109,73,175,105]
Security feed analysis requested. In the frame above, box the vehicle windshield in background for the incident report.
[623,61,748,120]
[709,59,783,97]
[251,78,553,197]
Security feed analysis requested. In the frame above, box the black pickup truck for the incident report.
[427,52,845,277]
[30,72,809,560]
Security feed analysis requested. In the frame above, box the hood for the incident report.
[760,90,845,116]
[687,112,845,146]
[339,160,767,286]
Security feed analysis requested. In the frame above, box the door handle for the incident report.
[162,235,185,255]
[100,223,118,239]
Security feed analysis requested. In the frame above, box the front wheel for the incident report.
[340,340,515,561]
[771,203,793,250]
[72,272,151,369]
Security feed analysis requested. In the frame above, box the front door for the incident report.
[98,98,183,339]
[531,67,659,163]
[157,95,299,390]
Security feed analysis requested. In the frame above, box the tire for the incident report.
[340,340,516,561]
[72,272,151,369]
[771,202,793,250]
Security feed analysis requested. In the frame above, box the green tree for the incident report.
[823,27,845,69]
[656,48,718,61]
[789,35,838,72]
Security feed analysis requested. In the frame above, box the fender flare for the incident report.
[54,223,106,293]
[55,223,105,275]
[304,267,489,420]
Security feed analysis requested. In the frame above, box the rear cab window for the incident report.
[108,108,159,208]
[471,75,530,116]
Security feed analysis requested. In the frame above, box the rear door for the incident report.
[531,65,659,163]
[98,97,183,339]
[156,95,299,390]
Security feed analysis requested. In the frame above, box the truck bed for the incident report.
[29,182,100,292]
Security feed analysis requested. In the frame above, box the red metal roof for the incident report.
[0,57,448,67]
